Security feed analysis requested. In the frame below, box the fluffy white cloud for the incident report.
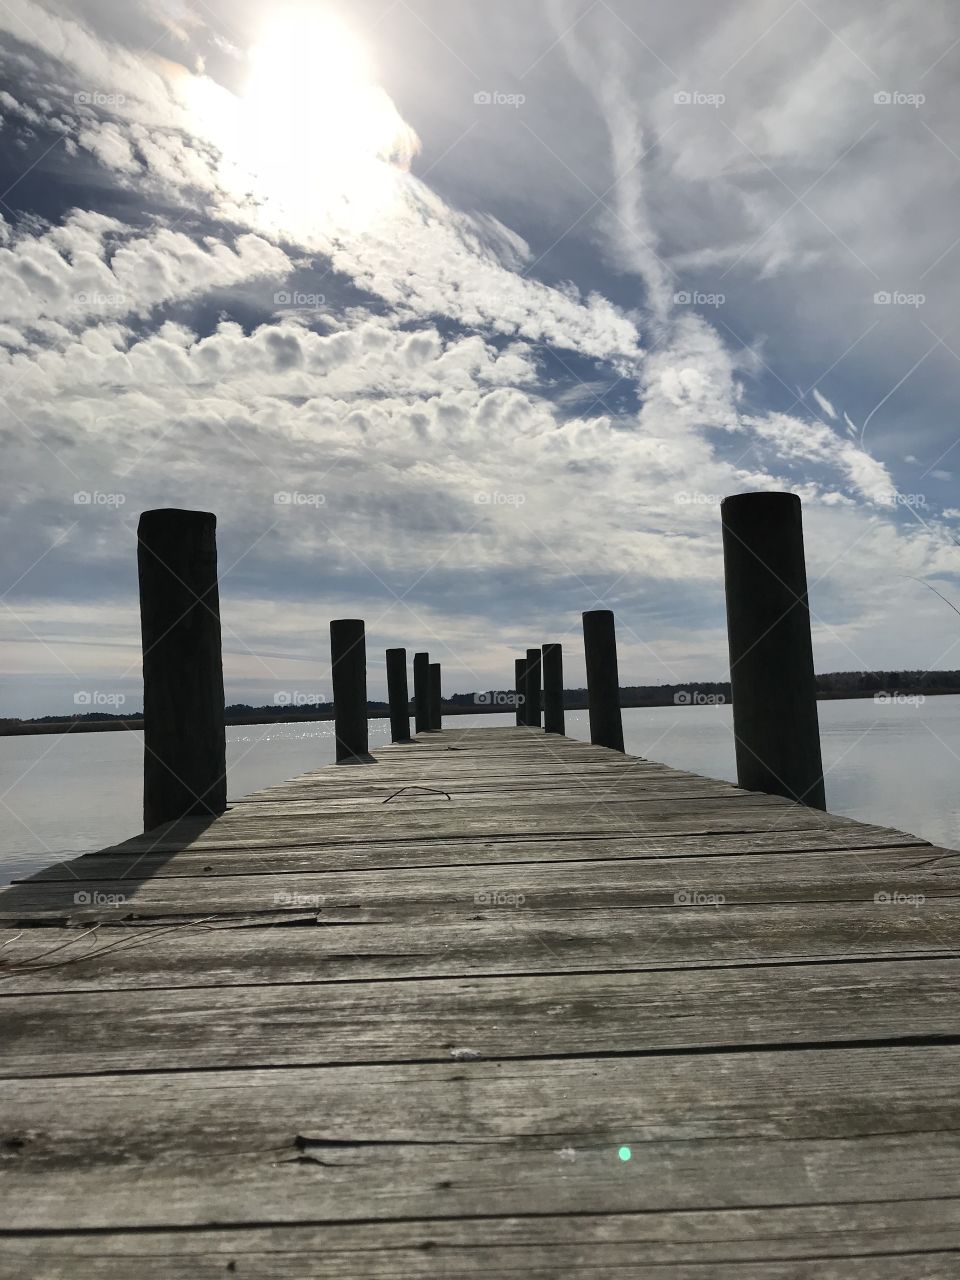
[0,0,198,129]
[3,306,950,589]
[0,211,291,330]
[76,120,139,172]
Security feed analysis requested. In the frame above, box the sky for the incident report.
[2,0,960,716]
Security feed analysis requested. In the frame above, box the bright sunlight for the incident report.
[188,4,419,239]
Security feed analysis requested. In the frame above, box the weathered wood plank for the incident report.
[231,793,776,821]
[231,784,747,811]
[2,898,958,993]
[2,1047,959,1230]
[3,959,959,1076]
[243,761,714,787]
[2,1210,958,1279]
[206,793,791,820]
[206,755,838,784]
[88,803,896,856]
[24,826,926,884]
[2,844,952,922]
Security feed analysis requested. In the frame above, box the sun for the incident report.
[189,4,419,241]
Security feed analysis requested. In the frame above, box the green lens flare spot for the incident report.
[618,1145,632,1162]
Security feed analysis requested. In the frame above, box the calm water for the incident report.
[2,697,959,885]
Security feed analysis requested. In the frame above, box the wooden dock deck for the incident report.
[2,725,960,1277]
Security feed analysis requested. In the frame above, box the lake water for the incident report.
[2,696,959,885]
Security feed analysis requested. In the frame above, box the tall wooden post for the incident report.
[386,647,411,743]
[428,662,442,730]
[413,652,430,733]
[330,618,368,762]
[542,642,565,735]
[514,657,526,726]
[583,610,624,751]
[721,491,826,809]
[138,509,226,831]
[524,648,542,728]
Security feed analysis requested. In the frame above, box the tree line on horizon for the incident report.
[9,669,960,726]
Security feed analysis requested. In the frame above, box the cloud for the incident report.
[0,10,647,370]
[0,89,43,125]
[812,388,838,419]
[2,0,960,714]
[0,211,291,331]
[3,300,957,706]
[76,120,139,172]
[0,0,198,129]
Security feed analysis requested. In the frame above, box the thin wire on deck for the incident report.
[0,916,220,977]
[382,786,452,804]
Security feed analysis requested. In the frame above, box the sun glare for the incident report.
[188,4,419,240]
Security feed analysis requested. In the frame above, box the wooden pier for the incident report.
[2,725,960,1276]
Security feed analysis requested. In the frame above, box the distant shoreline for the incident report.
[2,686,956,737]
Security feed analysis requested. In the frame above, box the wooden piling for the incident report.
[582,610,624,752]
[428,662,442,731]
[137,508,226,831]
[413,652,430,733]
[330,619,368,762]
[524,648,542,728]
[542,642,565,735]
[514,657,526,726]
[385,647,411,743]
[721,491,826,809]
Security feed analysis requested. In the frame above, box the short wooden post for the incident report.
[138,509,226,831]
[721,491,826,809]
[413,652,430,733]
[524,648,542,728]
[514,657,526,726]
[386,647,411,743]
[330,618,368,761]
[542,642,565,734]
[428,662,442,730]
[582,610,624,751]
